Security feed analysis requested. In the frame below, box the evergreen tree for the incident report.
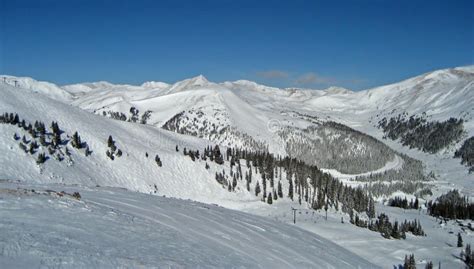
[232,174,237,191]
[277,181,283,198]
[267,192,273,204]
[255,181,261,196]
[288,175,294,200]
[71,131,82,149]
[39,134,47,146]
[36,153,47,164]
[391,221,400,239]
[155,154,162,167]
[409,254,416,269]
[107,135,114,148]
[414,198,419,209]
[404,253,416,269]
[214,145,224,165]
[367,197,376,219]
[19,142,27,152]
[85,146,91,156]
[465,244,472,265]
[458,232,464,248]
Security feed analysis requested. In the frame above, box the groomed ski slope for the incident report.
[0,181,379,269]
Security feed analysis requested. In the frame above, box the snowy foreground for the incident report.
[0,180,378,269]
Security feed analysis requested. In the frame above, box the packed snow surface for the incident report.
[0,181,378,269]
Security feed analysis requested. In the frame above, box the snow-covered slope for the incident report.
[1,66,474,268]
[1,75,72,102]
[0,82,252,207]
[0,77,385,269]
[0,181,377,268]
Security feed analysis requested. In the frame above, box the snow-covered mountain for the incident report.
[50,66,474,181]
[58,66,474,138]
[1,66,473,268]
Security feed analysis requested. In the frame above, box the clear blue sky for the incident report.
[1,0,473,90]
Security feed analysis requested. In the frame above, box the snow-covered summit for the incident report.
[166,74,212,93]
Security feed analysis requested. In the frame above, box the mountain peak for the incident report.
[189,74,209,85]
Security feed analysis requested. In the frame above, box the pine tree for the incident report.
[424,261,433,269]
[19,142,27,152]
[106,150,114,160]
[414,198,419,209]
[85,146,91,156]
[107,135,114,148]
[155,154,162,167]
[288,175,294,200]
[39,134,47,146]
[391,221,400,239]
[36,153,47,164]
[458,232,464,247]
[267,192,273,204]
[214,146,224,165]
[409,254,416,269]
[367,197,376,219]
[232,174,237,191]
[71,131,82,149]
[277,181,283,198]
[465,244,472,265]
[29,143,36,154]
[255,181,261,196]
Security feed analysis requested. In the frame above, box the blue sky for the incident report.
[1,0,473,90]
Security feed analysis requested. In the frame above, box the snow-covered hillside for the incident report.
[0,180,377,268]
[1,66,473,268]
[56,66,474,153]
